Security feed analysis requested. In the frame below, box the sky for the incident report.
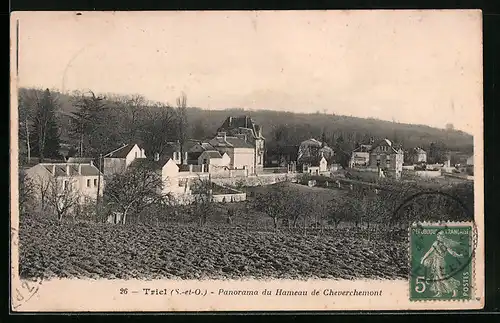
[12,10,482,134]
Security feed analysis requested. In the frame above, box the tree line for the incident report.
[18,88,191,165]
[18,87,473,167]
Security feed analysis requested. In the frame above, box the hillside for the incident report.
[23,88,474,154]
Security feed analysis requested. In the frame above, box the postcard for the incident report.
[10,10,484,311]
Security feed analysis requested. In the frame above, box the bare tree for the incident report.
[253,184,294,231]
[18,89,34,164]
[190,178,215,226]
[32,174,52,211]
[175,92,188,165]
[19,172,35,215]
[104,162,165,224]
[138,103,177,156]
[47,177,81,221]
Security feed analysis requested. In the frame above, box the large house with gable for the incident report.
[216,116,265,174]
[368,138,404,177]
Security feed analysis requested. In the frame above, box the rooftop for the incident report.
[40,163,102,177]
[104,144,137,158]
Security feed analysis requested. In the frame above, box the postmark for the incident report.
[409,222,476,301]
[11,226,44,311]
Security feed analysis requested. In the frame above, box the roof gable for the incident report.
[201,150,223,159]
[105,144,139,158]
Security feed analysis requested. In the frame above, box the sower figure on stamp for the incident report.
[420,231,464,297]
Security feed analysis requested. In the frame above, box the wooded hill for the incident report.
[18,88,474,161]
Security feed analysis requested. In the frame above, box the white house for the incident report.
[216,116,265,173]
[197,150,231,173]
[103,143,146,175]
[25,162,104,204]
[410,147,427,164]
[206,132,256,173]
[302,156,328,175]
[128,155,187,196]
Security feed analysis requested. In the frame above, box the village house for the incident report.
[103,143,147,175]
[208,132,256,174]
[301,155,328,175]
[25,162,104,204]
[216,116,265,173]
[297,138,335,172]
[197,150,231,173]
[128,153,189,196]
[408,147,427,164]
[349,144,372,168]
[368,139,404,177]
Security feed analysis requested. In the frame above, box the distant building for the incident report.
[208,132,256,173]
[408,147,427,164]
[349,144,372,168]
[368,139,404,177]
[197,150,231,173]
[297,138,335,171]
[103,143,146,175]
[302,156,328,175]
[25,162,104,204]
[216,116,265,173]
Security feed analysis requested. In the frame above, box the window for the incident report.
[64,180,68,189]
[94,179,97,186]
[135,152,138,158]
[87,179,91,187]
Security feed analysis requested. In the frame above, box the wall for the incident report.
[212,172,298,187]
[413,170,442,178]
[169,191,246,205]
[212,192,247,203]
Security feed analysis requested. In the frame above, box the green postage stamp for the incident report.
[409,222,475,301]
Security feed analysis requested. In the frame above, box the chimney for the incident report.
[52,165,56,174]
[78,164,82,175]
[90,160,94,166]
[154,153,159,161]
[66,164,70,176]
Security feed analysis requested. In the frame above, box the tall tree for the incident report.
[138,103,177,156]
[18,89,34,164]
[29,88,61,162]
[70,91,117,157]
[175,92,189,164]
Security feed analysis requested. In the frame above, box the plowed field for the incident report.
[19,214,408,280]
